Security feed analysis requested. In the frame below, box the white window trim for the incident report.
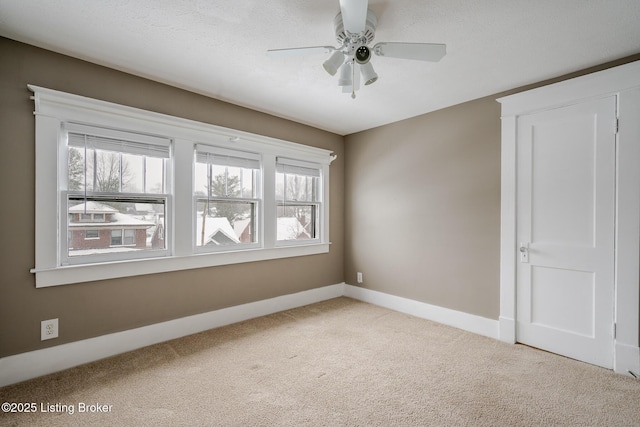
[30,85,335,287]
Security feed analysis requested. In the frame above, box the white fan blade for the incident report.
[373,42,447,62]
[339,0,368,34]
[267,46,336,58]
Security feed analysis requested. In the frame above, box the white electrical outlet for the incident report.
[357,272,363,284]
[41,318,59,341]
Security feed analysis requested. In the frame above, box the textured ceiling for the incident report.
[1,0,639,135]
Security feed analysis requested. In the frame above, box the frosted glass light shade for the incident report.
[360,62,378,85]
[322,51,345,76]
[338,62,352,86]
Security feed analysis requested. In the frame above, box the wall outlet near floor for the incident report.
[357,272,363,284]
[41,318,59,341]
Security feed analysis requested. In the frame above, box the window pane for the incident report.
[277,204,316,241]
[121,153,144,193]
[226,166,256,198]
[111,229,122,246]
[209,165,225,197]
[275,171,284,201]
[67,198,166,257]
[276,172,318,202]
[194,161,209,196]
[68,147,86,191]
[241,168,256,198]
[123,229,135,245]
[145,156,165,194]
[69,146,165,195]
[95,150,122,192]
[195,200,256,246]
[196,152,258,199]
[84,147,96,192]
[194,149,261,251]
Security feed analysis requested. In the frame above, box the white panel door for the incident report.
[516,96,616,368]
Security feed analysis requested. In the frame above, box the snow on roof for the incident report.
[69,212,155,228]
[195,215,240,245]
[233,218,251,236]
[69,201,118,213]
[277,217,310,240]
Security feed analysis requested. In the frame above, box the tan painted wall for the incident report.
[0,38,344,358]
[344,54,640,321]
[344,97,502,319]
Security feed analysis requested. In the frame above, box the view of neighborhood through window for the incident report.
[66,131,169,261]
[194,148,260,248]
[276,159,320,241]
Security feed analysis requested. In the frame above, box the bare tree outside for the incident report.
[68,147,84,191]
[281,173,316,230]
[68,148,132,193]
[95,152,131,192]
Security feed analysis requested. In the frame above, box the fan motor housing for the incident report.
[333,9,377,45]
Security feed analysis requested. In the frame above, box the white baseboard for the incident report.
[343,284,499,339]
[0,283,519,388]
[615,341,640,377]
[3,281,633,388]
[0,283,345,387]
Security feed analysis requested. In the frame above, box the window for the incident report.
[110,229,136,246]
[31,85,333,287]
[111,229,122,246]
[124,229,136,246]
[63,123,170,264]
[194,146,261,250]
[276,158,321,243]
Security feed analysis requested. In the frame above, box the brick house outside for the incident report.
[68,201,156,252]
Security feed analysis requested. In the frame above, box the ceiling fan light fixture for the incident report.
[267,1,447,98]
[338,62,352,86]
[355,45,371,64]
[360,61,378,85]
[322,50,345,76]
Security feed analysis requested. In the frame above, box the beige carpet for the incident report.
[1,297,639,426]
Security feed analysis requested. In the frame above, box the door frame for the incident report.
[497,60,640,375]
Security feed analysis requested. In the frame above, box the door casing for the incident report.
[497,60,640,375]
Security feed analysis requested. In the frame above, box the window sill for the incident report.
[31,243,330,287]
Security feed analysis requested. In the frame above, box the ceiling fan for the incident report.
[267,0,446,98]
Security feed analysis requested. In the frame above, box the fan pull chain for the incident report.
[351,59,356,99]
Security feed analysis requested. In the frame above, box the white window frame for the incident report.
[275,157,323,246]
[194,144,262,253]
[61,122,171,266]
[30,85,334,287]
